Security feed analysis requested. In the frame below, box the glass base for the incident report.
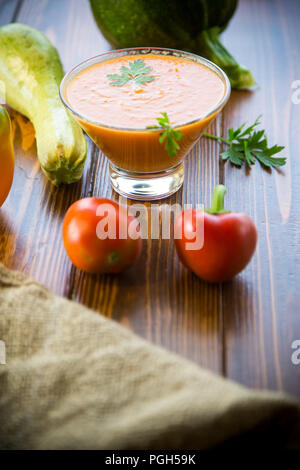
[109,162,184,201]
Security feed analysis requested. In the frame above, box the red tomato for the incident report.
[174,186,257,282]
[62,198,142,273]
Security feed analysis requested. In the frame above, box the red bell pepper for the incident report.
[174,185,257,282]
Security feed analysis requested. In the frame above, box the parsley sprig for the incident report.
[203,116,286,169]
[107,59,155,87]
[147,113,183,157]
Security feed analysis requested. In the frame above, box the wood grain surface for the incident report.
[0,0,299,397]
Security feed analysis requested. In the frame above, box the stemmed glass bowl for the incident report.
[60,47,230,200]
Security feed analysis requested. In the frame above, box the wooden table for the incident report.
[0,0,299,398]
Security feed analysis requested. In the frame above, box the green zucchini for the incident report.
[90,0,255,89]
[0,23,87,185]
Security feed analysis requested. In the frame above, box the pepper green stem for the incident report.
[205,185,231,215]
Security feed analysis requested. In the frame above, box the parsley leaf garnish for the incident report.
[147,113,183,157]
[203,116,286,169]
[107,59,155,87]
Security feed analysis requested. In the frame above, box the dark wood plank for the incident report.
[221,0,300,396]
[15,0,111,68]
[0,0,299,397]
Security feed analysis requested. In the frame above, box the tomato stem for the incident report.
[205,185,231,215]
[108,251,120,266]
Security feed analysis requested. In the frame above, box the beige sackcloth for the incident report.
[0,263,299,450]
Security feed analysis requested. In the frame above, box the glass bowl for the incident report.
[60,47,230,200]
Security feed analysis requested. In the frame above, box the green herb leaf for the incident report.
[203,116,286,169]
[106,73,130,87]
[107,59,155,87]
[148,112,183,157]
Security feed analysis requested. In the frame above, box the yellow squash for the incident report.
[0,105,14,207]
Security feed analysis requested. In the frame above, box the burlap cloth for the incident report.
[0,263,299,450]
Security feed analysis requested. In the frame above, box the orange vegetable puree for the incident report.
[66,54,226,172]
